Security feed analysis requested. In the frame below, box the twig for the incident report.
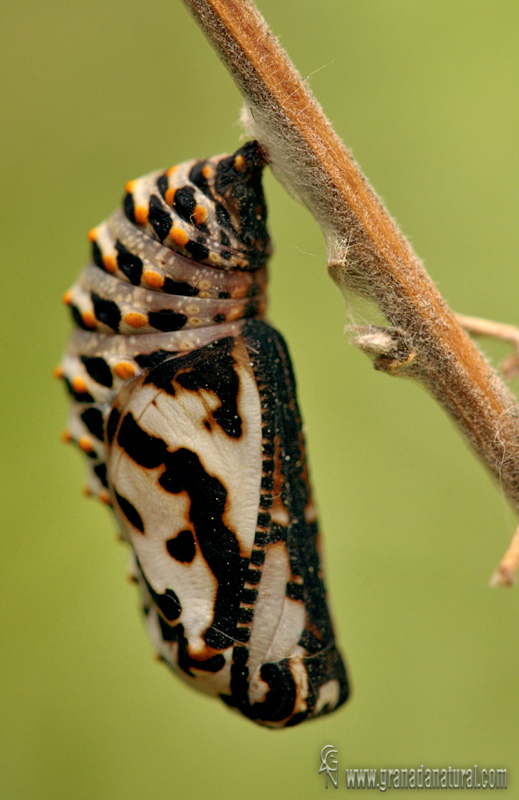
[351,314,519,380]
[455,313,519,380]
[181,0,519,577]
[490,523,519,587]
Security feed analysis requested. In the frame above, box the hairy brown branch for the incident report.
[181,0,519,571]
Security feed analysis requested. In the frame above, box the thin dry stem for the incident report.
[181,0,519,571]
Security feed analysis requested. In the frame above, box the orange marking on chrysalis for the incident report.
[134,206,149,225]
[228,307,244,322]
[81,311,96,329]
[99,489,112,506]
[192,205,208,225]
[114,361,136,379]
[165,187,176,207]
[72,376,88,394]
[78,436,94,454]
[103,255,117,274]
[124,312,148,328]
[170,228,189,247]
[62,291,72,306]
[143,271,165,289]
[53,365,64,379]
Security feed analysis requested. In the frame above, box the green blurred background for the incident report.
[2,1,519,798]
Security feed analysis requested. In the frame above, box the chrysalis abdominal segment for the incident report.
[59,141,349,727]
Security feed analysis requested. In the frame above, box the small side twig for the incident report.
[181,0,519,582]
[455,313,519,380]
[490,524,519,587]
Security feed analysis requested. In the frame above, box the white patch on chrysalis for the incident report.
[314,679,341,715]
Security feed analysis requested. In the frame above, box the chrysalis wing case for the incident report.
[58,141,349,727]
